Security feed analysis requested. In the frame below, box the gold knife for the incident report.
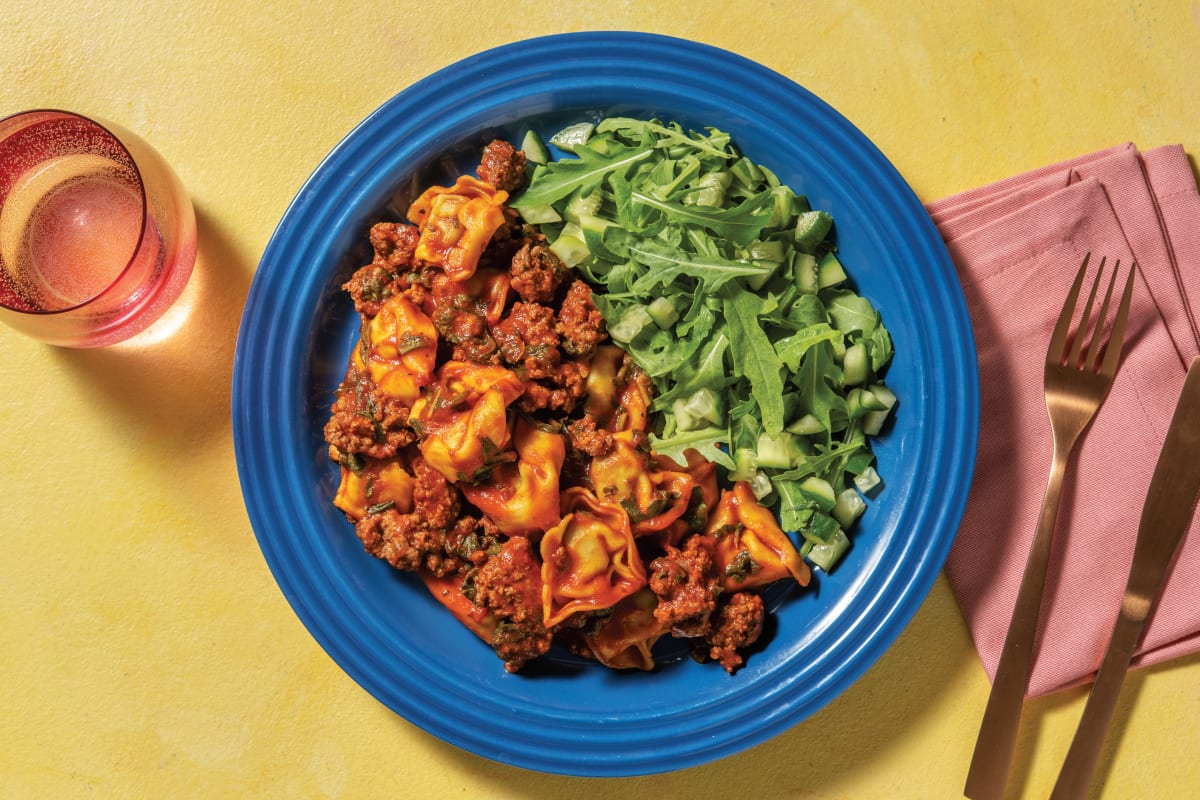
[1050,355,1200,799]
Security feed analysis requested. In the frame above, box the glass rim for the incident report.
[0,108,151,316]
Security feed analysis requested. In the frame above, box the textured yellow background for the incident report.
[3,2,1199,798]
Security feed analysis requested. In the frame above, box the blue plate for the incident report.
[233,32,978,777]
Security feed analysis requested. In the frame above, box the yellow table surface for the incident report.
[4,2,1199,797]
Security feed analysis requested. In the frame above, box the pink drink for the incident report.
[0,111,195,347]
[2,154,150,310]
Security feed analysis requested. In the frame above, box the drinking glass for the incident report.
[0,110,197,347]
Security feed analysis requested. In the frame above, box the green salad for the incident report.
[511,118,896,572]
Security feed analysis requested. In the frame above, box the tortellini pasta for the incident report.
[540,488,647,627]
[407,175,508,281]
[408,362,524,483]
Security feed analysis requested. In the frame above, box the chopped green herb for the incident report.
[397,333,433,354]
[724,549,759,583]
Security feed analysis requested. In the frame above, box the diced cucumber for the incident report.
[729,156,763,188]
[730,447,758,482]
[608,304,655,343]
[797,475,836,512]
[746,239,786,264]
[521,129,550,165]
[549,122,594,153]
[863,409,892,436]
[862,383,897,436]
[832,488,866,528]
[647,296,679,329]
[870,383,897,409]
[518,204,562,224]
[767,185,797,228]
[794,252,819,295]
[549,222,590,267]
[846,388,868,419]
[794,210,833,252]
[549,233,588,267]
[744,240,785,291]
[564,188,603,224]
[670,399,698,432]
[818,251,848,288]
[749,471,774,501]
[759,163,781,188]
[853,465,882,495]
[802,510,841,544]
[755,432,795,470]
[786,413,825,436]
[807,527,851,572]
[576,213,617,261]
[681,387,722,426]
[830,335,846,362]
[690,171,732,208]
[842,342,870,386]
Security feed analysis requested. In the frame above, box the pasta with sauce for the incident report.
[323,139,809,674]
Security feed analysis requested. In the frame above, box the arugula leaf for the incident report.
[598,117,734,159]
[722,288,786,437]
[825,289,879,335]
[652,329,732,410]
[625,237,776,293]
[649,426,736,470]
[774,323,844,372]
[793,341,847,434]
[774,479,817,532]
[630,188,776,246]
[511,138,655,211]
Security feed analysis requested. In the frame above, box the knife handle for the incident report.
[1049,539,1174,799]
[1049,599,1145,798]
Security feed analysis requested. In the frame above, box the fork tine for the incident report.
[1098,262,1137,377]
[1067,255,1106,367]
[1048,253,1091,364]
[1083,259,1120,371]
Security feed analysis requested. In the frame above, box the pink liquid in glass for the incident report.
[0,111,195,348]
[2,156,150,310]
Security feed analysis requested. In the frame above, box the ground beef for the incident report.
[515,360,589,414]
[556,280,607,357]
[509,240,568,303]
[565,414,614,457]
[492,301,561,376]
[470,537,554,672]
[369,221,420,270]
[705,592,765,673]
[411,456,460,530]
[649,536,720,638]
[343,264,398,319]
[324,367,416,462]
[353,508,469,577]
[476,139,527,193]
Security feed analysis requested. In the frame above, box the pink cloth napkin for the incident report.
[926,143,1200,697]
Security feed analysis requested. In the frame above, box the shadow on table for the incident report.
[402,577,980,798]
[49,206,252,453]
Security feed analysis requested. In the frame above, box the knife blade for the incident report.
[1050,355,1200,800]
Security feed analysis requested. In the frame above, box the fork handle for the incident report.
[964,447,1072,800]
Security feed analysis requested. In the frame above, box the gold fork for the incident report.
[964,253,1137,800]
